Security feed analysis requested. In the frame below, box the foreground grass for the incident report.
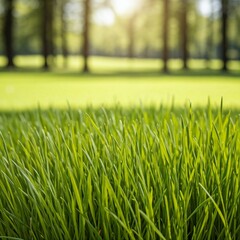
[0,105,240,239]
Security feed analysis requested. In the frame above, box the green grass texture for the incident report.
[0,105,240,239]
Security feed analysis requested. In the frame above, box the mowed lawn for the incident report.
[0,56,240,110]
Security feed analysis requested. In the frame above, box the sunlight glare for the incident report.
[198,0,211,16]
[93,8,115,26]
[93,0,142,26]
[112,0,142,15]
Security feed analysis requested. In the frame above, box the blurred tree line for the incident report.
[0,0,239,72]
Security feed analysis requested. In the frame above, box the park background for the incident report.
[1,1,240,239]
[0,0,240,109]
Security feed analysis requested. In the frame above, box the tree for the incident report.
[221,0,228,71]
[42,0,54,69]
[205,0,215,68]
[3,0,15,68]
[82,0,91,73]
[180,0,188,69]
[60,0,68,67]
[162,0,170,72]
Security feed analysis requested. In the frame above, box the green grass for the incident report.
[1,56,240,71]
[0,56,240,110]
[0,105,240,239]
[1,56,240,239]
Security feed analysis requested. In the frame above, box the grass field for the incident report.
[0,56,240,239]
[0,106,240,239]
[0,56,240,110]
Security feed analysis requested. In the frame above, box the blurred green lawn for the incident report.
[0,56,240,110]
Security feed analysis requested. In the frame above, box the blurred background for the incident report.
[1,0,240,70]
[0,0,240,109]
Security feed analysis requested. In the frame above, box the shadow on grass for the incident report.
[56,69,240,80]
[1,66,240,80]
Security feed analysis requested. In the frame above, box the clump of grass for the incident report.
[0,105,239,240]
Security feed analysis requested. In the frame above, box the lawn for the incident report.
[0,56,240,239]
[0,56,240,110]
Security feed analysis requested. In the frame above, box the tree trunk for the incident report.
[48,0,54,63]
[3,0,15,68]
[180,0,188,69]
[42,0,49,69]
[205,0,214,68]
[162,0,170,72]
[221,0,228,71]
[61,0,68,68]
[42,0,54,70]
[82,0,90,73]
